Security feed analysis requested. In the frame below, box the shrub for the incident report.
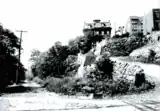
[95,54,114,79]
[103,36,148,56]
[78,37,92,54]
[62,78,89,95]
[45,77,72,93]
[45,77,89,95]
[32,76,44,85]
[78,35,105,54]
[64,55,80,76]
[44,76,155,97]
[86,78,155,97]
[106,79,130,96]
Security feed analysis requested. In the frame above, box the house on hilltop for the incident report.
[83,19,112,37]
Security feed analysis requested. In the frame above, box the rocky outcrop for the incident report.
[75,39,107,78]
[113,61,154,87]
[76,52,96,78]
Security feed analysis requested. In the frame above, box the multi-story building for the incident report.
[143,8,160,35]
[83,19,112,37]
[125,16,143,36]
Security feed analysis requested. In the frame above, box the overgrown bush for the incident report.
[84,53,114,81]
[45,77,71,93]
[64,55,80,77]
[32,76,44,85]
[96,54,114,79]
[45,76,155,97]
[95,79,155,96]
[68,36,82,55]
[78,35,105,54]
[103,36,148,56]
[45,77,88,95]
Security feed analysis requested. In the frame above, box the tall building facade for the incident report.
[125,16,143,36]
[83,19,112,37]
[143,8,160,35]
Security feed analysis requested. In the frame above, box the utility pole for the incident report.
[15,30,27,84]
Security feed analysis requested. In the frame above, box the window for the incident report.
[101,31,104,35]
[96,31,99,35]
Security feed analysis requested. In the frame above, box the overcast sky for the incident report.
[0,0,159,68]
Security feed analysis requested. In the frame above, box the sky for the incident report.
[0,0,159,68]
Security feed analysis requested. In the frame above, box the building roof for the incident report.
[83,20,111,29]
[128,16,143,23]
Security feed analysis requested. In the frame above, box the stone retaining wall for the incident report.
[113,61,154,87]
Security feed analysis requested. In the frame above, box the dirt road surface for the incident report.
[1,58,160,111]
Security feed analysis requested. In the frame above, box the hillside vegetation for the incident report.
[129,32,160,63]
[30,33,156,98]
[102,36,148,56]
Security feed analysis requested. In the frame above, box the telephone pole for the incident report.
[15,30,27,84]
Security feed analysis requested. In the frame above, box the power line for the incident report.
[15,30,27,84]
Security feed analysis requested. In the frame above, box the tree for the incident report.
[30,41,71,78]
[46,44,69,77]
[0,24,26,89]
[68,37,81,55]
[30,34,107,79]
[30,49,41,62]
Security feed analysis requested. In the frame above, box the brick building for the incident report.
[83,19,112,37]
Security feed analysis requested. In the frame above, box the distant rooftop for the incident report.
[129,16,143,19]
[83,19,111,29]
[93,19,101,23]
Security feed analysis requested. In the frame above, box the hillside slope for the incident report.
[130,42,160,61]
